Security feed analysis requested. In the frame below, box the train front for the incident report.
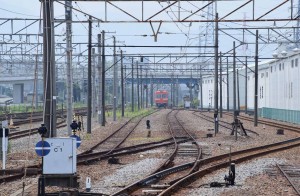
[155,90,168,108]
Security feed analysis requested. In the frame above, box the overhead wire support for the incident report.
[113,36,117,121]
[87,15,92,134]
[101,30,106,126]
[214,13,219,135]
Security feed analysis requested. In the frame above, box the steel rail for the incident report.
[277,164,300,195]
[159,137,300,195]
[112,110,202,195]
[192,111,259,136]
[224,112,300,134]
[80,109,158,155]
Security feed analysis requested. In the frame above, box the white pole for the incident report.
[2,127,5,170]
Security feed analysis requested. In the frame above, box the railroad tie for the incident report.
[142,189,163,195]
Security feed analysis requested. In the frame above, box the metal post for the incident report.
[245,57,248,114]
[97,34,102,124]
[220,52,223,118]
[113,36,117,121]
[254,30,259,126]
[65,0,73,135]
[131,58,134,112]
[43,0,56,137]
[137,61,140,110]
[214,13,219,135]
[87,16,92,134]
[121,50,125,117]
[227,57,229,111]
[101,31,105,126]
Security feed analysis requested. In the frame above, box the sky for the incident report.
[0,0,298,69]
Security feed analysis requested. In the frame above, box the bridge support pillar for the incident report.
[13,84,24,104]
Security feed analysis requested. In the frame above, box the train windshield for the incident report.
[162,94,168,98]
[156,94,162,98]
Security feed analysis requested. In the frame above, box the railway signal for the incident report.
[35,141,51,157]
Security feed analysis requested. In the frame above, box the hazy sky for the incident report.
[0,0,297,64]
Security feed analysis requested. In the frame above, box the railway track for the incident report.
[159,137,300,195]
[277,164,300,195]
[192,111,259,136]
[112,110,202,196]
[8,120,66,140]
[0,109,160,183]
[224,112,300,134]
[0,107,88,126]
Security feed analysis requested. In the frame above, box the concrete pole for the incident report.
[245,57,248,114]
[97,34,102,124]
[131,58,134,112]
[150,75,153,107]
[254,30,259,126]
[113,36,117,121]
[87,16,92,134]
[92,48,97,118]
[233,42,237,140]
[146,68,148,108]
[65,0,73,135]
[219,52,223,118]
[101,31,105,126]
[214,13,219,135]
[176,76,179,107]
[137,61,140,110]
[121,50,124,117]
[140,64,143,108]
[237,69,240,112]
[35,55,39,109]
[227,57,229,111]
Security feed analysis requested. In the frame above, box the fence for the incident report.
[259,107,300,124]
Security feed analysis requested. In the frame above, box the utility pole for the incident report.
[65,0,73,135]
[92,48,97,118]
[245,57,248,114]
[113,36,117,121]
[219,52,223,118]
[137,61,140,110]
[87,16,92,134]
[237,68,240,112]
[233,41,237,140]
[146,67,148,108]
[131,58,134,112]
[121,50,125,117]
[214,13,219,135]
[43,0,56,137]
[227,57,229,111]
[150,75,153,107]
[176,76,179,107]
[101,30,105,126]
[200,68,203,110]
[140,63,143,108]
[254,30,259,126]
[97,34,102,124]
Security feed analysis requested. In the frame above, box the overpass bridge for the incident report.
[0,75,199,104]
